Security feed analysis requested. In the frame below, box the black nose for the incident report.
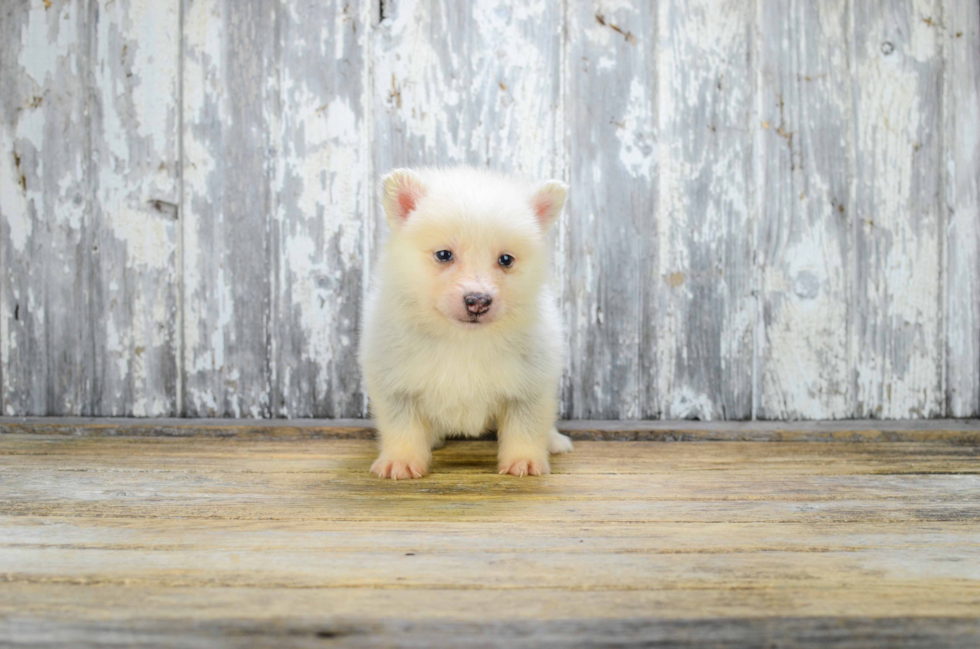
[464,293,492,315]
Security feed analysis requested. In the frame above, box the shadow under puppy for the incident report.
[360,166,573,479]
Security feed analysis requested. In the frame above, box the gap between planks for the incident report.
[0,417,979,443]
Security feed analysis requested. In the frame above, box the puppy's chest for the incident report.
[397,339,525,430]
[410,340,523,399]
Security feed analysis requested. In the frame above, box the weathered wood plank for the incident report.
[273,1,369,418]
[655,0,755,420]
[564,2,655,419]
[181,0,276,417]
[2,437,977,476]
[1,1,179,417]
[7,540,980,590]
[90,0,180,415]
[945,0,980,417]
[6,516,979,550]
[6,464,978,505]
[3,437,979,524]
[2,432,978,462]
[757,0,853,419]
[2,594,978,648]
[852,0,945,418]
[1,1,94,415]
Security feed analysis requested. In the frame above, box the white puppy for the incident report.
[359,166,573,479]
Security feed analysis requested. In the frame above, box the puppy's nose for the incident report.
[463,293,492,315]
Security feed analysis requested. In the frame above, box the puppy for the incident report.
[359,166,573,479]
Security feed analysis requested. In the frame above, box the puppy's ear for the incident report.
[530,179,566,230]
[381,168,426,228]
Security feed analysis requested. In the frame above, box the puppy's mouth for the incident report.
[457,315,489,326]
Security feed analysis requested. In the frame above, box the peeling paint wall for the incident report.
[1,0,978,420]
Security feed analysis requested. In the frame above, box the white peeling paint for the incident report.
[853,1,943,418]
[944,0,980,417]
[656,0,754,419]
[0,134,31,253]
[18,2,74,86]
[107,205,174,270]
[755,0,854,420]
[615,78,655,179]
[669,386,716,421]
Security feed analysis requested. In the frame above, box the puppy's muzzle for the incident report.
[463,293,492,316]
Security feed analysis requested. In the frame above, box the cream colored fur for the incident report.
[359,166,573,479]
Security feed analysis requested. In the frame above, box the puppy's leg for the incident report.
[497,397,556,477]
[370,395,431,480]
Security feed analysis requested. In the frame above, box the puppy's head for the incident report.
[380,167,565,332]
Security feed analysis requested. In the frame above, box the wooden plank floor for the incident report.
[1,423,979,647]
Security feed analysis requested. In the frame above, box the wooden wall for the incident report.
[1,0,978,420]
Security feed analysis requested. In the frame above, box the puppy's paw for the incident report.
[547,428,574,454]
[498,457,550,477]
[370,456,428,480]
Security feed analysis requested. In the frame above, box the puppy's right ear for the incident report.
[381,168,426,229]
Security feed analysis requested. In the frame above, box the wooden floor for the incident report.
[1,421,979,647]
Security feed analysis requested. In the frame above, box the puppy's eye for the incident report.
[435,250,453,263]
[498,254,515,268]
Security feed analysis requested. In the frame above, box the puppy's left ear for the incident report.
[530,180,566,230]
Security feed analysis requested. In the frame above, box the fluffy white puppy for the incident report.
[359,166,573,479]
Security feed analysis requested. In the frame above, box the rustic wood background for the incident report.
[1,0,978,420]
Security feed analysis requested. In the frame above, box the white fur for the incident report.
[360,166,573,478]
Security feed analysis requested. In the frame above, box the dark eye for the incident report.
[498,254,514,268]
[435,250,453,262]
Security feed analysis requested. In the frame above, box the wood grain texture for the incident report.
[656,0,755,420]
[1,1,97,415]
[564,1,655,419]
[852,0,945,419]
[757,0,853,419]
[273,0,369,418]
[1,433,979,646]
[0,1,90,414]
[945,0,980,417]
[2,615,978,649]
[91,0,181,415]
[181,0,276,417]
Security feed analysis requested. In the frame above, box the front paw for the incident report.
[370,455,428,480]
[498,456,550,477]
